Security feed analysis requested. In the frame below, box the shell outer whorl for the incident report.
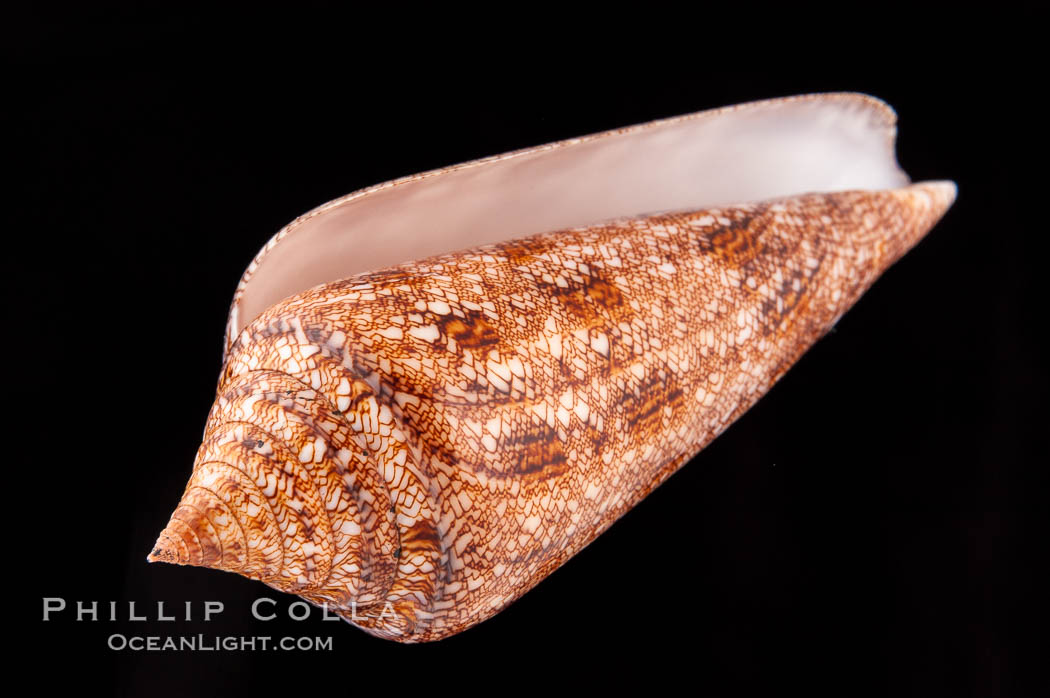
[151,183,955,642]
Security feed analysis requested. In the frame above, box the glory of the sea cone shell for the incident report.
[149,93,955,642]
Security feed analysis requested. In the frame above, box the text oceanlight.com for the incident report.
[107,634,333,651]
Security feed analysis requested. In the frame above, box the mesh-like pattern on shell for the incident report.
[154,183,954,642]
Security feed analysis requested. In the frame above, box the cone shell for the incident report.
[151,94,955,642]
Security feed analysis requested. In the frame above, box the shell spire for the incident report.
[150,94,956,642]
[149,369,400,610]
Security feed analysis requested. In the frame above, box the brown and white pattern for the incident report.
[149,96,955,642]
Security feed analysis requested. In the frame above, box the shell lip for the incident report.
[224,91,910,349]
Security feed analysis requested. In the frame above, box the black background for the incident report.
[14,10,1043,697]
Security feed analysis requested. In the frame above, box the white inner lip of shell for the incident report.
[232,93,910,335]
